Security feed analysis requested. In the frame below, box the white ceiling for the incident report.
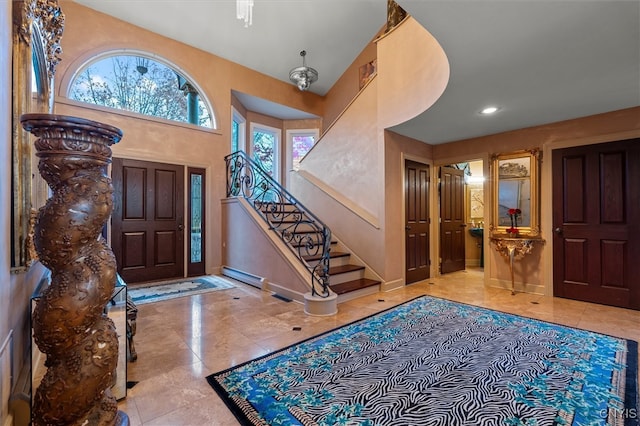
[72,0,640,145]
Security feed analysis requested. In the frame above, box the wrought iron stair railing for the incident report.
[225,151,332,297]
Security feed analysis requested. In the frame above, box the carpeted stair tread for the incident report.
[330,278,380,295]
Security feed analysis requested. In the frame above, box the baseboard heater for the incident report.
[221,266,265,289]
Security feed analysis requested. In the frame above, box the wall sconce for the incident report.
[289,50,318,91]
[237,0,254,27]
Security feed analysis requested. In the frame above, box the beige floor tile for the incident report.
[117,268,639,425]
[126,362,214,424]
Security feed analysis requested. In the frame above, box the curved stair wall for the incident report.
[290,17,449,284]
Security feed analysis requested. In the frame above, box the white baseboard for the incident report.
[381,278,404,292]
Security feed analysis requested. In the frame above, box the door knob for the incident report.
[405,225,411,230]
[178,224,184,231]
[554,227,563,235]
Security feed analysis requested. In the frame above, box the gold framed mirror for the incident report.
[491,149,541,237]
[11,0,64,270]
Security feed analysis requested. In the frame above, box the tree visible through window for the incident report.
[292,134,315,170]
[253,130,276,177]
[69,54,213,128]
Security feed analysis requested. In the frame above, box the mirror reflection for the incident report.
[11,0,63,269]
[492,149,540,236]
[497,157,531,227]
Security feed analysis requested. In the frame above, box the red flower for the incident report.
[508,208,516,215]
[515,209,521,215]
[507,227,518,234]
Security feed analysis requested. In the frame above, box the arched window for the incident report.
[68,53,215,128]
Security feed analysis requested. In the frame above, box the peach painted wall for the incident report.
[322,17,450,136]
[292,81,387,276]
[221,199,310,297]
[434,107,640,293]
[292,18,449,282]
[377,17,449,129]
[56,2,325,124]
[53,1,326,276]
[323,26,383,133]
[297,80,382,221]
[384,130,434,283]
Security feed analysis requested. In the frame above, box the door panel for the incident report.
[405,160,430,284]
[112,158,185,283]
[552,139,640,309]
[440,166,465,274]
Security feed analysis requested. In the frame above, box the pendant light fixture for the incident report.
[289,50,319,91]
[237,0,254,27]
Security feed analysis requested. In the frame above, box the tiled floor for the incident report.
[117,268,640,425]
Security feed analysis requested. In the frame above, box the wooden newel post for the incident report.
[21,113,128,426]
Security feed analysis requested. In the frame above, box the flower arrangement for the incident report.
[507,208,521,234]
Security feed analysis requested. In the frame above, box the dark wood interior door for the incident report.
[112,158,185,283]
[440,166,465,274]
[552,139,640,310]
[405,160,430,284]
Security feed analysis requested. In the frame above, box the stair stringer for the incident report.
[221,197,336,307]
[331,238,385,303]
[328,237,384,283]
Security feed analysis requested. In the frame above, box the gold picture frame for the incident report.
[490,149,541,237]
[359,59,377,90]
[11,0,64,270]
[466,184,484,223]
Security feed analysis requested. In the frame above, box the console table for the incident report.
[490,237,544,295]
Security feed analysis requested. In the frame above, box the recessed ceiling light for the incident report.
[480,106,499,115]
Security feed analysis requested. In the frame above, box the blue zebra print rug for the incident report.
[207,296,639,425]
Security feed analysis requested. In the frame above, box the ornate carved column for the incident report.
[21,113,128,426]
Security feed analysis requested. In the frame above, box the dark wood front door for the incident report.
[440,166,465,274]
[552,139,640,310]
[112,158,185,283]
[405,160,430,284]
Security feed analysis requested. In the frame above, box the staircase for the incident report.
[257,201,381,300]
[304,250,380,296]
[226,151,381,303]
